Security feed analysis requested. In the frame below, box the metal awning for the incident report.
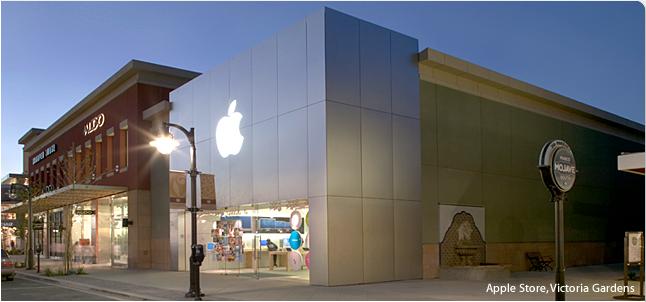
[2,184,127,214]
[618,152,645,176]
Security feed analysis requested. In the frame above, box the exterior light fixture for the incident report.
[150,134,180,155]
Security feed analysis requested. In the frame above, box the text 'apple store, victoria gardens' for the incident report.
[2,7,643,287]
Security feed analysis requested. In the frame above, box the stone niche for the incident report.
[440,211,485,266]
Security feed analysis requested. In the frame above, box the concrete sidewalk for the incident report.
[14,262,640,301]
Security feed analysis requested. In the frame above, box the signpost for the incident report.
[538,140,577,301]
[614,232,645,300]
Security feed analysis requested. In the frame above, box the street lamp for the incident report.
[150,122,204,300]
[7,174,34,270]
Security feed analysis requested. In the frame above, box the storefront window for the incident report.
[71,201,97,264]
[49,210,64,258]
[181,200,310,280]
[111,194,128,267]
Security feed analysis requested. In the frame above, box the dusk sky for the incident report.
[1,1,644,176]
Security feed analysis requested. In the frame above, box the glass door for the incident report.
[110,195,128,267]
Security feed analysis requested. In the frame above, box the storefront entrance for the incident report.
[38,192,129,268]
[174,200,310,281]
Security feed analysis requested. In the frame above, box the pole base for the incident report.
[185,290,205,300]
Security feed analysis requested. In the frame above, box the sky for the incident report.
[1,1,644,176]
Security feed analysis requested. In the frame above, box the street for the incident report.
[1,276,118,301]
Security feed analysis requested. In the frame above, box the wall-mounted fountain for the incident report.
[439,211,510,280]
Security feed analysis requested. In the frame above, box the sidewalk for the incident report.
[14,261,639,300]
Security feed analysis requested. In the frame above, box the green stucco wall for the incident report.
[421,81,644,245]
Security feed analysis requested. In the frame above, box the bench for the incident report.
[526,252,553,271]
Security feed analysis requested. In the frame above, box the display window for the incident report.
[177,200,310,280]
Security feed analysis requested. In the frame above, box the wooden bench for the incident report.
[526,252,553,271]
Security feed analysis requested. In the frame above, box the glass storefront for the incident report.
[110,194,128,267]
[38,193,128,268]
[175,200,310,280]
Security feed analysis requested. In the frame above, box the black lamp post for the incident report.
[150,122,204,300]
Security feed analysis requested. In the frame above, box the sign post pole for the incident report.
[538,140,577,301]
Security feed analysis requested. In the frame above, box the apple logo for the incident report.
[215,100,244,158]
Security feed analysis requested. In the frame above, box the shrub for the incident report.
[76,267,87,275]
[43,267,55,277]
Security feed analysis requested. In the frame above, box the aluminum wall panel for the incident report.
[252,36,278,124]
[252,118,278,203]
[277,20,308,115]
[307,10,326,105]
[229,50,253,128]
[192,74,212,143]
[326,101,361,197]
[393,115,421,201]
[391,32,419,118]
[278,107,308,200]
[360,21,391,112]
[229,126,252,204]
[361,109,393,199]
[307,101,327,198]
[325,9,360,106]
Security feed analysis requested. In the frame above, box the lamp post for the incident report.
[150,122,204,300]
[7,174,34,270]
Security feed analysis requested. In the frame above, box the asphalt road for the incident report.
[1,275,118,301]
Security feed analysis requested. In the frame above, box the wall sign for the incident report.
[32,144,57,165]
[538,140,577,194]
[84,113,105,136]
[215,100,244,158]
[75,209,96,215]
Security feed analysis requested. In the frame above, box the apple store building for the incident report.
[8,7,643,287]
[167,8,644,286]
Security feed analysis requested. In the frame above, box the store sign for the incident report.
[75,209,96,215]
[215,100,244,158]
[538,140,577,194]
[32,144,57,165]
[84,113,105,136]
[1,220,16,227]
[628,232,643,263]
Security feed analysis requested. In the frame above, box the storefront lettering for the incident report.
[84,113,105,136]
[31,144,57,165]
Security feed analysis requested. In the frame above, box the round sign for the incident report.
[289,231,302,250]
[551,147,576,192]
[538,140,576,193]
[288,251,303,271]
[290,210,302,230]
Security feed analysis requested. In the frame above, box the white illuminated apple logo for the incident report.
[215,100,244,158]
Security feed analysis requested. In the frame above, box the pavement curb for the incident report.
[16,271,166,301]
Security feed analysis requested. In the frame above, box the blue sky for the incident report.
[1,1,644,176]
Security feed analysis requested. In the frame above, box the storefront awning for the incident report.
[618,152,645,175]
[2,184,127,214]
